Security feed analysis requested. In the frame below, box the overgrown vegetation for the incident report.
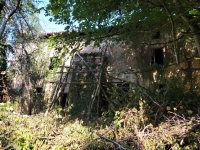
[1,67,200,149]
[0,0,200,149]
[0,97,200,149]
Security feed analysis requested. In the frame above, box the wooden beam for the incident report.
[48,81,133,84]
[48,81,97,84]
[181,68,200,71]
[56,71,100,73]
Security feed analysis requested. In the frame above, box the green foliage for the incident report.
[49,57,62,70]
[0,0,39,40]
[149,66,200,118]
[110,102,200,149]
[46,0,200,54]
[0,109,96,150]
[101,64,200,125]
[0,102,13,112]
[0,103,199,150]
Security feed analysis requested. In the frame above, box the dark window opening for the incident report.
[152,48,164,65]
[36,87,42,93]
[158,84,167,93]
[152,31,160,39]
[49,57,60,70]
[117,83,130,92]
[158,84,164,89]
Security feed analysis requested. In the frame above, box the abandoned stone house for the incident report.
[9,30,200,116]
[37,30,200,116]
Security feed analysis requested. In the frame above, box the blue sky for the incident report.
[38,0,66,32]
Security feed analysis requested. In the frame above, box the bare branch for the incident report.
[96,132,128,150]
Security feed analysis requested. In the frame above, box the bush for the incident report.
[0,102,199,149]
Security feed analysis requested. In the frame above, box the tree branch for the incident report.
[0,0,21,39]
[159,0,178,64]
[96,132,128,150]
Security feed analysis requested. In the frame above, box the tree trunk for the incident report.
[24,50,32,115]
[0,49,9,102]
[0,72,9,102]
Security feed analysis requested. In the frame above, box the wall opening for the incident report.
[152,31,160,39]
[158,84,164,89]
[152,48,164,65]
[49,57,60,70]
[117,83,130,92]
[36,87,43,93]
[60,93,68,108]
[49,57,54,70]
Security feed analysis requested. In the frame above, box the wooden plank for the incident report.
[56,71,100,73]
[48,81,97,84]
[48,81,132,84]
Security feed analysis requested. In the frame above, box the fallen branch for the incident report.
[96,132,128,150]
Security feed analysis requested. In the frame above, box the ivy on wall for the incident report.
[69,54,101,117]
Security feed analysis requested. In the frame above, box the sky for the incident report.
[38,0,66,32]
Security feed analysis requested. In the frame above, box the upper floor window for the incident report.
[152,31,160,39]
[151,48,164,65]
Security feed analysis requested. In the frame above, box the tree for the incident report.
[0,0,21,102]
[10,36,50,115]
[6,1,44,115]
[0,0,42,115]
[46,0,200,59]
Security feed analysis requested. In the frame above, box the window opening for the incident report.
[152,31,160,39]
[60,93,68,108]
[158,84,164,89]
[49,57,59,70]
[36,87,42,93]
[117,83,130,92]
[152,48,164,65]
